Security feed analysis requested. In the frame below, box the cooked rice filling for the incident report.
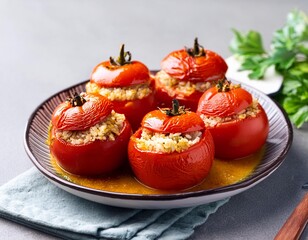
[135,128,202,153]
[156,70,216,96]
[55,110,125,144]
[86,82,152,101]
[200,99,260,127]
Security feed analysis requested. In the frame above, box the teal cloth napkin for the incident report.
[0,168,228,240]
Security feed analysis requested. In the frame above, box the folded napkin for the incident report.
[0,168,228,240]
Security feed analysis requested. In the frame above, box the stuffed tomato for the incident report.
[49,92,132,176]
[86,44,156,131]
[155,38,228,111]
[197,79,269,160]
[128,99,215,191]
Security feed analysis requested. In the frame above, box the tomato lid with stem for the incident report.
[142,99,205,133]
[197,78,253,117]
[90,44,150,87]
[160,38,228,82]
[51,92,113,131]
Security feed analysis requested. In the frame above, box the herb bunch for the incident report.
[230,10,308,128]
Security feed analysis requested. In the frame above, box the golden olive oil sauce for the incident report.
[51,147,264,195]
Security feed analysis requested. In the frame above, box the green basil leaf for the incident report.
[288,62,308,79]
[286,10,308,40]
[270,49,296,70]
[230,10,308,128]
[229,29,266,55]
[283,96,304,114]
[290,105,308,128]
[282,79,302,95]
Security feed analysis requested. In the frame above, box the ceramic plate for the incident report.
[24,77,293,209]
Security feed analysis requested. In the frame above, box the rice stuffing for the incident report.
[156,70,216,96]
[86,82,152,101]
[55,110,125,144]
[200,99,261,127]
[136,128,202,153]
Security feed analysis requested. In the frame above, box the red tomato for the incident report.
[111,86,156,131]
[89,44,156,130]
[197,84,253,117]
[197,81,269,159]
[128,100,215,190]
[154,75,203,111]
[155,38,228,111]
[161,49,228,82]
[52,93,112,131]
[49,93,132,176]
[141,109,204,134]
[90,60,150,88]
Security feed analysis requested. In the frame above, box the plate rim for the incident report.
[23,75,293,202]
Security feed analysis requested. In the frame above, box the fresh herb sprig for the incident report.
[230,10,308,128]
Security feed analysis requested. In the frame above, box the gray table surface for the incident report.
[1,0,308,239]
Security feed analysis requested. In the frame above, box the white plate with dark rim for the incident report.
[24,72,293,209]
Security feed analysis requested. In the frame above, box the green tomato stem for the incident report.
[68,93,86,107]
[110,44,132,66]
[186,38,206,57]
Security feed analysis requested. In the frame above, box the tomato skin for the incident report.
[90,60,150,87]
[197,86,253,117]
[161,49,228,82]
[111,92,156,131]
[197,82,269,159]
[50,119,132,176]
[141,109,205,134]
[51,93,112,131]
[89,56,156,131]
[128,128,215,190]
[154,76,203,111]
[155,47,227,111]
[205,105,269,159]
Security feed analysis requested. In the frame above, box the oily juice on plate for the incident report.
[51,147,264,195]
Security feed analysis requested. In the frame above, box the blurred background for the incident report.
[1,1,307,85]
[1,0,307,94]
